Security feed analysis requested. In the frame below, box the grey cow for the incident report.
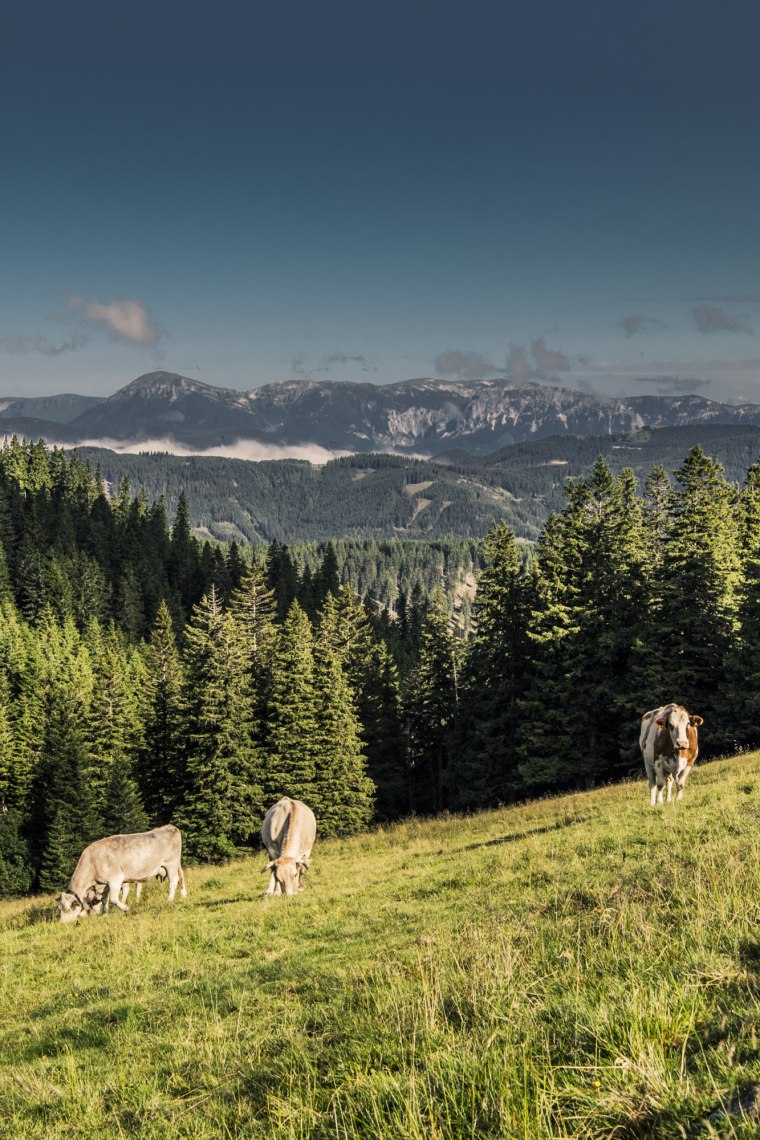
[58,825,187,922]
[261,798,316,896]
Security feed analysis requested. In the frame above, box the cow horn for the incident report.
[262,861,275,872]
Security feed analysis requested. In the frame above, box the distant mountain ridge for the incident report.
[3,370,760,454]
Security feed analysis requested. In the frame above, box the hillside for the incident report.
[78,422,760,543]
[2,754,760,1137]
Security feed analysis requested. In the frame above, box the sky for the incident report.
[2,0,760,404]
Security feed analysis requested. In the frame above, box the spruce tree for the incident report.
[645,446,740,736]
[312,631,374,836]
[263,601,318,805]
[176,586,261,860]
[406,591,462,813]
[138,600,186,823]
[452,523,530,808]
[721,460,760,748]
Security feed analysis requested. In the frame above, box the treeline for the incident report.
[3,437,760,899]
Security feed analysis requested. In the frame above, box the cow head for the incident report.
[57,889,93,923]
[262,856,306,896]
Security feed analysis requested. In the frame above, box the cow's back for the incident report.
[79,825,182,881]
[640,705,669,764]
[262,798,316,861]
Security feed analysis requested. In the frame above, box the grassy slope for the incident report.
[2,755,760,1139]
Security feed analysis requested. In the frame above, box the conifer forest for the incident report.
[1,436,759,897]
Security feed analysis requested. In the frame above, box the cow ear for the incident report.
[690,715,703,726]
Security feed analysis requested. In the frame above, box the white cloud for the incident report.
[69,296,161,346]
[68,436,352,464]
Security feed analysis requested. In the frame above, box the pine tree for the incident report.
[452,523,530,808]
[312,631,374,836]
[263,601,318,805]
[645,446,740,738]
[176,586,261,860]
[406,591,462,813]
[167,491,200,615]
[517,461,650,791]
[137,600,186,823]
[721,460,760,748]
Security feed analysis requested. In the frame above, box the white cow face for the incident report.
[57,892,89,923]
[657,706,691,751]
[264,857,304,896]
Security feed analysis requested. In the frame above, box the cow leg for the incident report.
[649,780,658,807]
[108,877,129,913]
[665,776,674,804]
[265,871,277,895]
[134,882,142,902]
[166,867,179,901]
[177,864,187,899]
[119,883,130,904]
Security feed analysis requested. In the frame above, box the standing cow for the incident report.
[640,703,703,806]
[58,824,187,922]
[261,798,316,896]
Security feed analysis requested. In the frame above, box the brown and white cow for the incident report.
[261,797,316,896]
[639,703,703,806]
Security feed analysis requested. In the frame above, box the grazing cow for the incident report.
[261,798,316,896]
[640,703,703,806]
[58,825,186,923]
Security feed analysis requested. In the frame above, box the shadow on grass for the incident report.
[191,895,252,909]
[462,816,592,852]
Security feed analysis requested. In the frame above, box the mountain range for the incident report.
[3,371,760,455]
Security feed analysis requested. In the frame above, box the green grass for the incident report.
[3,756,760,1138]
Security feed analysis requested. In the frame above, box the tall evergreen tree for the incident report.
[137,600,186,823]
[452,523,530,808]
[312,625,374,836]
[263,601,318,805]
[643,446,740,739]
[176,586,261,860]
[720,460,760,748]
[406,591,462,813]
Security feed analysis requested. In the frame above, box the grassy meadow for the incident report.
[2,755,760,1138]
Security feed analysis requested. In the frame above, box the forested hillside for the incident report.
[2,437,760,901]
[77,421,760,544]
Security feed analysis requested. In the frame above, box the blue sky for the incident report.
[2,0,760,403]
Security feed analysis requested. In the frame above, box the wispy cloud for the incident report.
[505,345,532,380]
[616,315,668,338]
[691,304,754,335]
[434,350,497,380]
[688,294,760,304]
[69,295,162,346]
[631,375,711,394]
[0,332,89,356]
[531,338,571,371]
[316,352,377,374]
